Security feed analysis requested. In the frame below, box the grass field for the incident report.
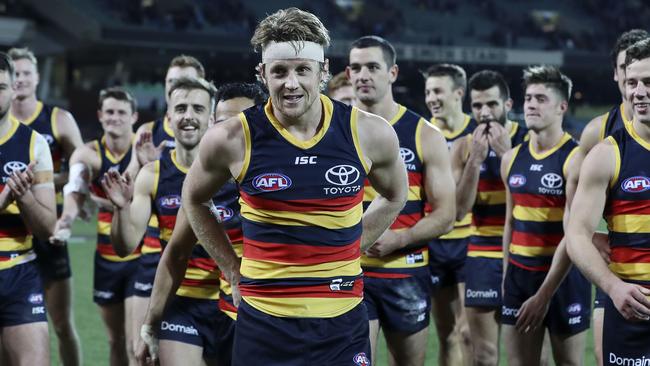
[49,219,598,365]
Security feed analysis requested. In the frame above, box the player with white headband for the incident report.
[179,7,408,365]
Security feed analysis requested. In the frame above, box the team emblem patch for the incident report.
[567,303,581,315]
[160,195,181,209]
[353,352,370,366]
[28,293,44,304]
[212,205,234,222]
[509,174,526,188]
[621,176,650,193]
[253,173,292,192]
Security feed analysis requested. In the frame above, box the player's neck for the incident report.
[633,119,650,143]
[174,144,198,168]
[0,114,12,140]
[435,108,465,133]
[529,122,564,153]
[358,94,399,122]
[622,99,634,122]
[11,95,39,120]
[103,131,132,157]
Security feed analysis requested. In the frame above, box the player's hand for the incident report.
[101,170,134,210]
[0,183,14,211]
[486,122,511,158]
[365,229,406,258]
[136,131,166,166]
[6,161,35,200]
[592,232,611,264]
[515,292,551,333]
[609,281,650,321]
[137,324,159,366]
[50,214,73,246]
[468,124,489,165]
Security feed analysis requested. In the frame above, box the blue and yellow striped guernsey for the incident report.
[604,123,650,289]
[0,119,40,270]
[599,103,632,141]
[237,95,367,318]
[506,133,578,271]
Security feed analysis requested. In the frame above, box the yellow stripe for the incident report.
[351,107,370,174]
[0,251,36,270]
[170,149,188,173]
[609,262,650,281]
[163,116,175,138]
[562,146,580,178]
[509,244,557,257]
[433,114,471,140]
[98,221,111,236]
[606,136,621,189]
[11,101,43,125]
[415,118,426,164]
[627,121,650,152]
[366,185,422,203]
[51,107,61,142]
[264,95,332,149]
[529,132,572,160]
[0,236,33,251]
[505,144,522,178]
[240,202,362,230]
[233,243,243,257]
[176,285,219,300]
[160,228,172,242]
[364,186,377,202]
[184,266,220,281]
[236,113,251,183]
[388,105,407,125]
[467,250,503,259]
[147,214,158,227]
[471,225,503,237]
[608,214,650,233]
[4,202,20,214]
[141,246,161,254]
[0,118,19,145]
[29,131,36,162]
[477,191,506,205]
[599,112,609,141]
[223,309,237,321]
[243,296,362,318]
[620,103,633,125]
[513,205,564,222]
[240,258,361,280]
[99,252,141,262]
[101,137,129,164]
[151,160,160,199]
[361,249,429,269]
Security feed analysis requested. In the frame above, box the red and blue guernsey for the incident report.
[90,138,141,262]
[362,105,429,277]
[599,103,632,141]
[469,122,528,259]
[506,133,579,271]
[10,102,64,174]
[153,150,232,300]
[0,120,40,270]
[237,95,367,318]
[604,124,650,289]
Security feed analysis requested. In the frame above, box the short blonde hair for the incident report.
[327,72,351,93]
[8,47,37,67]
[250,7,330,53]
[169,55,205,78]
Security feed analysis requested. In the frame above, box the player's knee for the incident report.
[473,340,498,366]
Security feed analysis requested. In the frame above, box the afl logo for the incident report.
[541,173,563,189]
[325,165,360,186]
[353,352,370,366]
[253,173,292,192]
[212,205,234,222]
[621,176,650,193]
[509,174,526,188]
[399,148,415,163]
[567,303,582,316]
[160,195,181,209]
[3,161,27,175]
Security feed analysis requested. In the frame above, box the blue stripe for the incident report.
[242,217,361,247]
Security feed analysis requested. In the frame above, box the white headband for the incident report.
[261,41,324,63]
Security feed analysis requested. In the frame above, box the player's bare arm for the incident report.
[182,116,242,287]
[54,108,84,189]
[567,141,650,320]
[516,148,585,333]
[455,124,488,220]
[104,161,155,257]
[579,114,606,154]
[356,109,408,252]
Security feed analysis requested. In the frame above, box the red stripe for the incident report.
[511,230,563,248]
[391,212,423,229]
[240,280,363,298]
[240,190,363,212]
[181,278,220,287]
[219,298,238,313]
[468,244,501,252]
[408,171,423,187]
[243,238,360,264]
[478,178,504,192]
[226,228,244,244]
[363,272,411,279]
[509,258,550,272]
[606,199,650,216]
[90,184,107,199]
[158,215,177,231]
[0,226,29,238]
[610,247,650,264]
[472,215,505,227]
[97,243,142,256]
[187,257,218,272]
[98,211,112,223]
[511,193,565,208]
[143,236,161,249]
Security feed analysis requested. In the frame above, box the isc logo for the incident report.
[621,176,650,193]
[509,174,526,188]
[253,173,292,192]
[160,195,181,209]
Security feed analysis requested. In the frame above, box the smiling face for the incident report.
[13,58,38,100]
[523,83,567,132]
[168,88,211,149]
[347,46,396,105]
[260,58,326,121]
[625,57,650,125]
[98,98,137,137]
[425,75,463,120]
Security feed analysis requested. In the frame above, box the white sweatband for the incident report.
[262,41,324,63]
[140,324,159,358]
[63,163,89,196]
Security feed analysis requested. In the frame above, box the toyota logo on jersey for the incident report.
[541,173,563,189]
[3,161,28,176]
[325,165,360,186]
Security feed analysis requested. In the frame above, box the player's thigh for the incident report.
[549,331,586,366]
[98,301,126,339]
[368,319,380,364]
[43,277,73,327]
[159,339,204,366]
[503,324,545,366]
[593,307,605,366]
[384,326,429,366]
[431,283,462,336]
[1,322,49,365]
